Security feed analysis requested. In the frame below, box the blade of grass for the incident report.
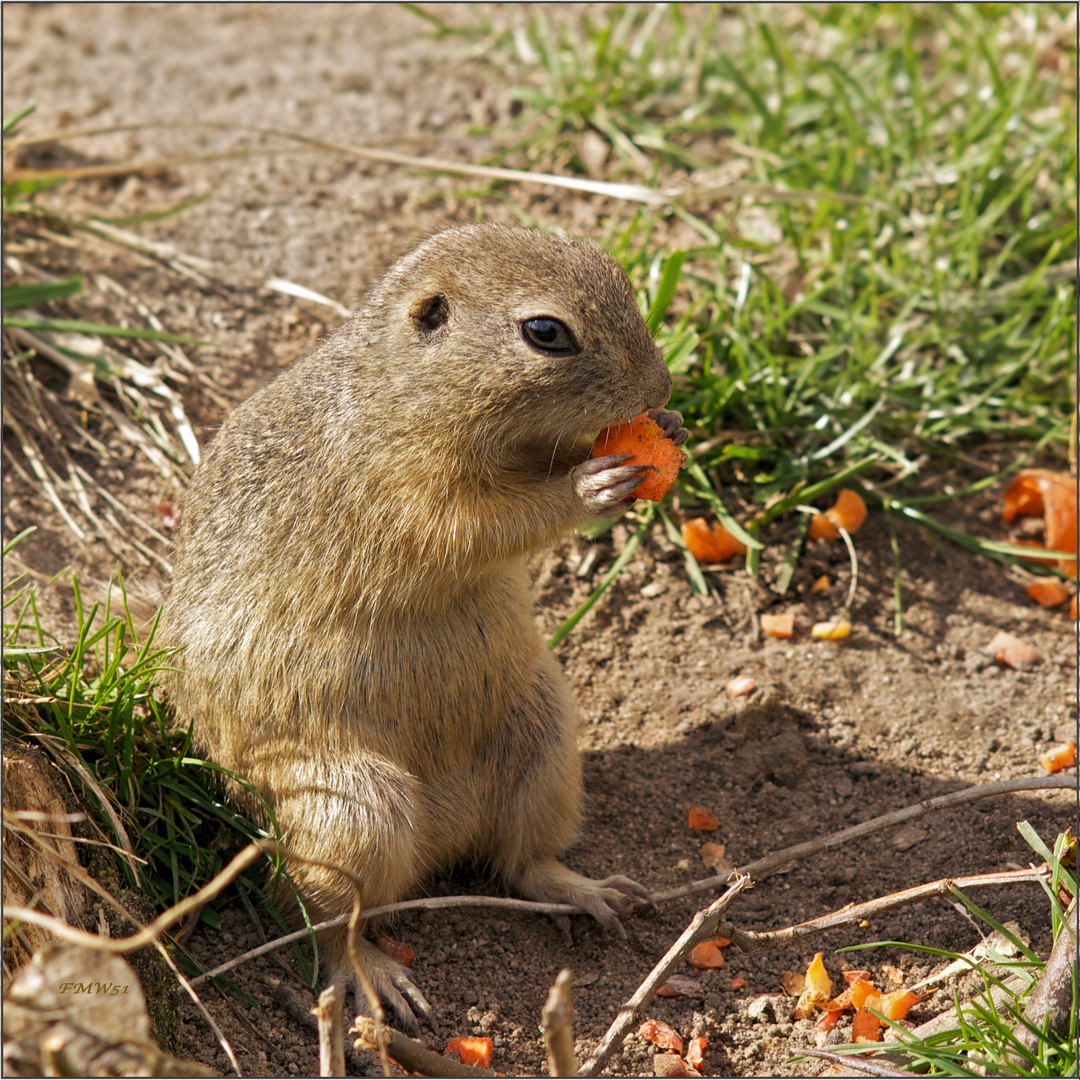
[548,507,656,649]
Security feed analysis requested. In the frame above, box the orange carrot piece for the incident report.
[681,517,747,562]
[810,489,868,540]
[987,630,1041,668]
[761,612,795,638]
[687,806,720,831]
[1027,578,1070,607]
[726,675,756,696]
[842,969,872,985]
[687,941,725,969]
[592,415,687,502]
[877,988,925,1021]
[444,1037,493,1068]
[811,619,851,640]
[1040,743,1076,773]
[638,1018,684,1055]
[686,1037,708,1068]
[1003,469,1078,577]
[377,935,415,967]
[852,1008,881,1043]
[849,980,880,1010]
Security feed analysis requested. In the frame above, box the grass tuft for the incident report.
[1,531,277,912]
[454,3,1077,602]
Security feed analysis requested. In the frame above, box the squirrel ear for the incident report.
[409,293,449,334]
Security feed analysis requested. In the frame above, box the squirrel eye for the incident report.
[522,317,576,353]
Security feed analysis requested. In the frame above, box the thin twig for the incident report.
[541,968,577,1077]
[189,894,592,986]
[720,868,1050,954]
[190,777,1077,986]
[2,802,241,1075]
[579,876,751,1078]
[313,985,345,1079]
[656,775,1078,902]
[3,842,267,952]
[351,1016,497,1078]
[9,119,895,212]
[790,1047,913,1077]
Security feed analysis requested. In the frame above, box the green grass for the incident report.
[811,825,1078,1077]
[450,4,1076,595]
[1,529,277,913]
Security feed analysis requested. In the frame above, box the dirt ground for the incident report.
[3,4,1077,1077]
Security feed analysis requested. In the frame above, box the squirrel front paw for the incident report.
[647,408,689,446]
[571,455,653,519]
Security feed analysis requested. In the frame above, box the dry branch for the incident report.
[190,776,1076,987]
[721,867,1050,954]
[351,1016,496,1078]
[1013,897,1078,1061]
[580,875,750,1078]
[313,985,345,1079]
[793,1047,912,1077]
[541,968,577,1077]
[657,775,1078,902]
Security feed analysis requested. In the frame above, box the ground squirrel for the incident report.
[161,223,687,1029]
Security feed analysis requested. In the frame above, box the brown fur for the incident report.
[160,224,681,1027]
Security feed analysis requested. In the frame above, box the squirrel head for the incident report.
[354,224,673,454]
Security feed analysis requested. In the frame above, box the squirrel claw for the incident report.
[572,456,653,519]
[646,407,689,446]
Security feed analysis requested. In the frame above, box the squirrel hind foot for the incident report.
[512,858,652,940]
[337,939,439,1037]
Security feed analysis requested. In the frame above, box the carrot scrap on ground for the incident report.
[1026,578,1071,607]
[1072,594,1078,620]
[687,940,725,969]
[881,962,904,984]
[835,980,924,1022]
[592,415,687,502]
[842,969,872,985]
[686,1037,708,1068]
[809,489,868,541]
[730,977,747,991]
[376,936,415,967]
[687,806,720,831]
[876,989,925,1021]
[1003,469,1078,577]
[1040,743,1076,773]
[761,612,795,638]
[653,1053,702,1078]
[986,630,1041,668]
[726,675,756,696]
[681,516,747,562]
[851,1008,881,1043]
[820,986,856,1012]
[638,1019,683,1055]
[849,979,878,1010]
[444,1037,493,1068]
[814,1008,844,1047]
[811,619,851,641]
[794,952,833,1019]
[811,574,831,593]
